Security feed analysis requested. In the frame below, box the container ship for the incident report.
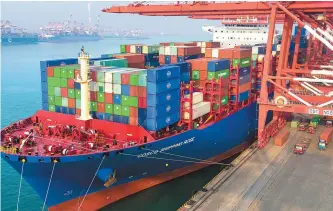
[1,20,39,45]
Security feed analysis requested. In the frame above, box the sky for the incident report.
[1,1,220,35]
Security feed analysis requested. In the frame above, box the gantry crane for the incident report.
[103,1,333,148]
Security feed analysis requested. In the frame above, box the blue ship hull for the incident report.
[2,102,259,210]
[1,35,39,45]
[39,35,102,43]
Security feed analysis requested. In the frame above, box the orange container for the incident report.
[97,103,105,113]
[125,45,131,53]
[193,80,206,88]
[67,79,74,89]
[171,56,178,64]
[177,46,201,56]
[206,42,220,48]
[205,48,213,58]
[320,128,333,144]
[199,70,207,81]
[105,93,113,104]
[130,86,139,96]
[218,48,252,59]
[187,58,214,71]
[68,98,75,108]
[76,109,81,115]
[130,107,138,118]
[275,130,290,146]
[129,117,139,126]
[159,55,165,64]
[138,87,147,98]
[47,67,54,77]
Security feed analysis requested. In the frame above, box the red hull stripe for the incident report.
[49,141,250,211]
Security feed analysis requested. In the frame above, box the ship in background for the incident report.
[1,20,39,45]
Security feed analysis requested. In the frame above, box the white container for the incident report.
[184,92,203,107]
[277,44,281,51]
[113,84,122,94]
[258,55,265,62]
[197,42,202,47]
[184,101,211,120]
[170,46,178,56]
[130,45,136,53]
[89,81,98,92]
[104,71,113,83]
[201,42,207,48]
[201,47,206,54]
[272,51,277,56]
[159,46,165,55]
[252,46,259,54]
[105,83,113,93]
[212,49,219,58]
[142,45,148,54]
[164,46,171,55]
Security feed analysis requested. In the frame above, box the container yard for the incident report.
[1,1,333,211]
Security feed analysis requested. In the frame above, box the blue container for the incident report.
[165,55,171,64]
[136,46,143,54]
[121,85,130,96]
[61,107,69,114]
[69,108,75,115]
[105,113,113,122]
[231,91,250,102]
[147,66,180,82]
[164,62,190,73]
[55,106,61,113]
[272,44,277,51]
[44,58,77,67]
[145,53,159,61]
[146,112,180,131]
[239,74,251,85]
[239,67,251,77]
[40,61,47,72]
[41,71,47,82]
[145,61,160,67]
[138,108,147,126]
[121,116,129,124]
[74,82,81,90]
[294,26,306,36]
[147,101,180,119]
[113,115,122,123]
[90,111,97,119]
[147,89,180,106]
[147,78,181,94]
[181,72,190,83]
[113,94,121,105]
[177,56,185,62]
[42,102,48,111]
[207,59,230,72]
[42,92,48,104]
[96,112,105,120]
[41,82,48,93]
[258,46,266,54]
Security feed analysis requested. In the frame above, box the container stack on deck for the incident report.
[159,45,202,65]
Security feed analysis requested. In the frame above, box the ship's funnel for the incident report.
[76,47,92,121]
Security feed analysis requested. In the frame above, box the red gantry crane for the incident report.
[103,1,333,148]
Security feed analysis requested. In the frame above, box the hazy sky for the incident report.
[1,1,220,35]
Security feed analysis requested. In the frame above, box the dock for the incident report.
[179,125,333,211]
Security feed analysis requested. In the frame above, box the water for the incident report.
[1,35,235,211]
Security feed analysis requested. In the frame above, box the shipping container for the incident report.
[184,92,203,107]
[147,66,180,82]
[147,78,181,94]
[147,89,180,106]
[275,130,290,146]
[231,90,250,102]
[146,113,180,131]
[184,101,211,120]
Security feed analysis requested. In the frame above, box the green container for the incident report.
[76,99,81,109]
[48,96,55,105]
[105,104,113,114]
[75,89,81,99]
[48,86,55,96]
[62,97,68,107]
[97,92,105,102]
[47,77,61,87]
[122,106,130,117]
[138,74,147,87]
[120,45,126,53]
[232,57,251,68]
[67,69,75,79]
[129,96,138,107]
[68,89,75,98]
[192,70,200,80]
[55,96,62,106]
[170,42,175,46]
[61,68,67,78]
[53,67,61,78]
[112,71,123,84]
[170,46,178,56]
[54,87,61,97]
[49,105,56,112]
[121,95,130,106]
[216,69,230,79]
[97,71,105,82]
[97,82,104,92]
[60,78,68,87]
[130,74,139,86]
[90,102,97,112]
[221,96,228,105]
[143,45,159,54]
[113,104,122,116]
[103,59,128,68]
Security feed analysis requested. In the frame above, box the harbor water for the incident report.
[1,35,236,211]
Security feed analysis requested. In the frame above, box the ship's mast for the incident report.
[76,47,92,121]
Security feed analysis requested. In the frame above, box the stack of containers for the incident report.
[45,64,81,115]
[142,45,160,67]
[195,41,220,54]
[146,66,181,131]
[218,48,252,103]
[163,62,191,84]
[112,53,145,68]
[159,46,201,65]
[183,92,211,120]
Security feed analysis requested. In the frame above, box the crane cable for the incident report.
[16,159,25,211]
[141,148,231,166]
[41,161,57,211]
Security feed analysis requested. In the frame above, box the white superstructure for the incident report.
[202,17,278,48]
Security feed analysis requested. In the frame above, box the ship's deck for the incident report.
[179,124,333,211]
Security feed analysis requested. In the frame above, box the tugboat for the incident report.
[1,20,39,45]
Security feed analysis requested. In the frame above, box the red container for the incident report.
[76,109,81,115]
[206,42,220,48]
[90,91,97,101]
[320,128,333,144]
[171,56,178,64]
[159,55,165,64]
[90,71,97,81]
[275,130,290,146]
[129,117,138,126]
[61,88,68,97]
[114,53,144,64]
[188,58,214,71]
[177,46,201,56]
[105,93,113,104]
[47,67,54,77]
[205,48,213,58]
[138,87,147,98]
[130,107,138,118]
[67,79,74,89]
[125,45,131,53]
[128,62,145,69]
[121,73,130,85]
[199,71,207,81]
[74,70,80,79]
[68,98,75,108]
[138,97,147,108]
[193,80,206,88]
[97,102,105,113]
[218,48,252,59]
[130,86,139,96]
